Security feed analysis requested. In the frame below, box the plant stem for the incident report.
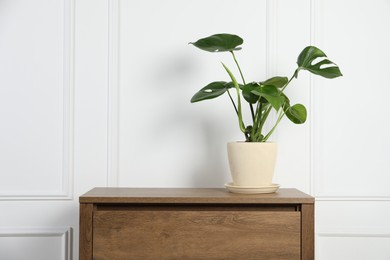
[281,71,298,92]
[226,89,239,115]
[227,87,249,140]
[258,102,262,127]
[251,101,262,140]
[222,63,246,134]
[230,51,247,85]
[263,110,285,142]
[258,105,272,134]
[230,51,255,123]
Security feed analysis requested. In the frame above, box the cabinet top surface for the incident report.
[79,188,314,204]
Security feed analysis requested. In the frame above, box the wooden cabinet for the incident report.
[79,188,314,260]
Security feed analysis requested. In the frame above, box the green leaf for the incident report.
[296,46,343,79]
[251,85,284,111]
[261,76,288,88]
[242,82,260,104]
[189,34,243,52]
[190,81,228,103]
[284,103,307,124]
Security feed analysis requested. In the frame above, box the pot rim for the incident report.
[228,141,276,144]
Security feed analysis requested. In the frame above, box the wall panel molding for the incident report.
[265,0,278,78]
[0,0,75,200]
[310,0,390,200]
[0,227,72,260]
[309,0,316,197]
[61,0,75,199]
[264,0,278,146]
[317,233,390,238]
[310,0,323,199]
[316,231,390,259]
[107,0,120,187]
[316,197,390,202]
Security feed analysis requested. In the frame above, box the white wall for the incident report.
[0,0,389,259]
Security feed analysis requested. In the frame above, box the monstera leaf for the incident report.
[190,81,229,103]
[296,46,342,79]
[189,34,243,52]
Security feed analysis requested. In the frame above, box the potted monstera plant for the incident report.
[190,33,342,193]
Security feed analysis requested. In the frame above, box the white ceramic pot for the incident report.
[227,142,277,187]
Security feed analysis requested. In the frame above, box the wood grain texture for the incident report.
[79,203,93,260]
[301,203,314,260]
[93,209,301,260]
[80,188,314,204]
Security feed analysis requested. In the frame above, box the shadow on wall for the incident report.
[144,50,230,187]
[188,117,230,188]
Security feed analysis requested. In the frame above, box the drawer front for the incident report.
[93,208,301,260]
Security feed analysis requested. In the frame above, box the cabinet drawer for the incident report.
[93,208,301,260]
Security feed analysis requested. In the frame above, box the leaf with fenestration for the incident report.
[284,103,307,124]
[190,81,228,103]
[189,34,243,52]
[251,85,284,111]
[261,76,288,88]
[296,46,342,79]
